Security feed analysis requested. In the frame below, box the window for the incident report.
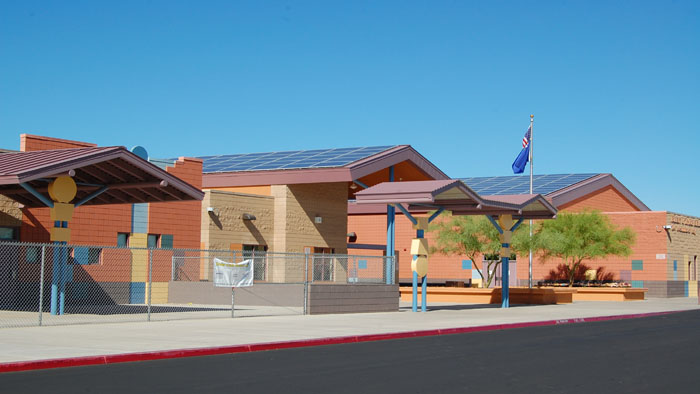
[72,247,102,265]
[117,233,130,248]
[160,234,174,249]
[243,244,267,281]
[147,234,160,249]
[0,227,18,241]
[26,246,40,263]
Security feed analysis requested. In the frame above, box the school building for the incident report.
[1,135,698,301]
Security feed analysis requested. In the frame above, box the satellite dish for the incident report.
[131,146,149,160]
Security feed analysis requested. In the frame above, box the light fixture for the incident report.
[350,183,358,190]
[242,213,256,220]
[314,215,323,224]
[663,225,672,230]
[207,207,219,216]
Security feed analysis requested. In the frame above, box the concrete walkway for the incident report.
[1,298,698,366]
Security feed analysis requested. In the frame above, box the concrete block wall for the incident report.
[0,195,22,228]
[275,183,348,254]
[200,190,274,251]
[666,212,700,298]
[307,284,399,314]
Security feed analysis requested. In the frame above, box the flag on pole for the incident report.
[511,125,531,174]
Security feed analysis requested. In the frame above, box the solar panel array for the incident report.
[460,173,599,195]
[199,146,396,173]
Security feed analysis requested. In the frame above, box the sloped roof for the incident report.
[461,173,649,211]
[200,146,397,172]
[460,173,599,195]
[202,145,450,187]
[355,180,557,220]
[0,146,204,207]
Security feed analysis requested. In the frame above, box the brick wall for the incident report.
[559,185,639,212]
[148,157,203,249]
[348,208,679,288]
[20,134,96,152]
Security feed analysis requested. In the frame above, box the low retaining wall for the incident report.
[308,284,399,314]
[168,282,305,307]
[168,282,399,314]
[567,287,646,301]
[399,287,573,305]
[399,286,648,304]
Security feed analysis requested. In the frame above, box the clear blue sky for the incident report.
[1,1,698,216]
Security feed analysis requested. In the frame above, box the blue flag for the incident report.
[512,145,529,174]
[511,125,531,174]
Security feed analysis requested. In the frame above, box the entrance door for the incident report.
[312,247,334,282]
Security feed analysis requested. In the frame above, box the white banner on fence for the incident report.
[213,258,254,288]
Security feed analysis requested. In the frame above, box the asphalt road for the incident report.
[2,310,699,394]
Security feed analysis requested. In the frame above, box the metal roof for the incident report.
[201,145,450,188]
[0,146,204,207]
[460,173,599,195]
[199,145,397,173]
[461,173,649,211]
[355,180,557,220]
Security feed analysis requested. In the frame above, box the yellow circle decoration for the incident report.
[411,255,428,278]
[48,176,77,203]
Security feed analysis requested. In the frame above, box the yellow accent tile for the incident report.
[50,227,71,242]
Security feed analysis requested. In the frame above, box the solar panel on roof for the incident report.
[461,174,598,196]
[198,145,395,173]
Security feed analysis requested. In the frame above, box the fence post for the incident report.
[231,288,235,318]
[147,248,153,322]
[303,252,309,315]
[39,245,45,326]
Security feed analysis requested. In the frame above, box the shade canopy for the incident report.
[354,180,557,220]
[0,146,204,207]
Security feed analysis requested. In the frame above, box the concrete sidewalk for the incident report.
[1,298,698,367]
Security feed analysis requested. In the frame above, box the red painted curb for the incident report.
[0,310,678,374]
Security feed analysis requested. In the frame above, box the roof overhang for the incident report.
[202,145,449,188]
[355,180,557,220]
[547,173,649,211]
[0,146,204,207]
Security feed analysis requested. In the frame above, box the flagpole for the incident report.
[528,114,534,288]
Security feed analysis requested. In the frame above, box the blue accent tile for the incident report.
[631,260,643,271]
[130,282,145,304]
[631,280,644,288]
[131,203,149,233]
[73,247,90,265]
[685,282,689,297]
[358,260,367,269]
[462,260,472,270]
[673,260,678,280]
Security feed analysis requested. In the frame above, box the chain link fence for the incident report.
[0,242,394,328]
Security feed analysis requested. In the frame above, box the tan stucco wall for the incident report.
[200,190,274,251]
[666,213,700,285]
[200,184,349,283]
[271,183,348,254]
[0,195,22,228]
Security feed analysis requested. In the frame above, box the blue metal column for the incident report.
[50,238,60,315]
[385,166,395,285]
[59,221,68,315]
[501,244,510,308]
[412,271,418,312]
[419,227,427,312]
